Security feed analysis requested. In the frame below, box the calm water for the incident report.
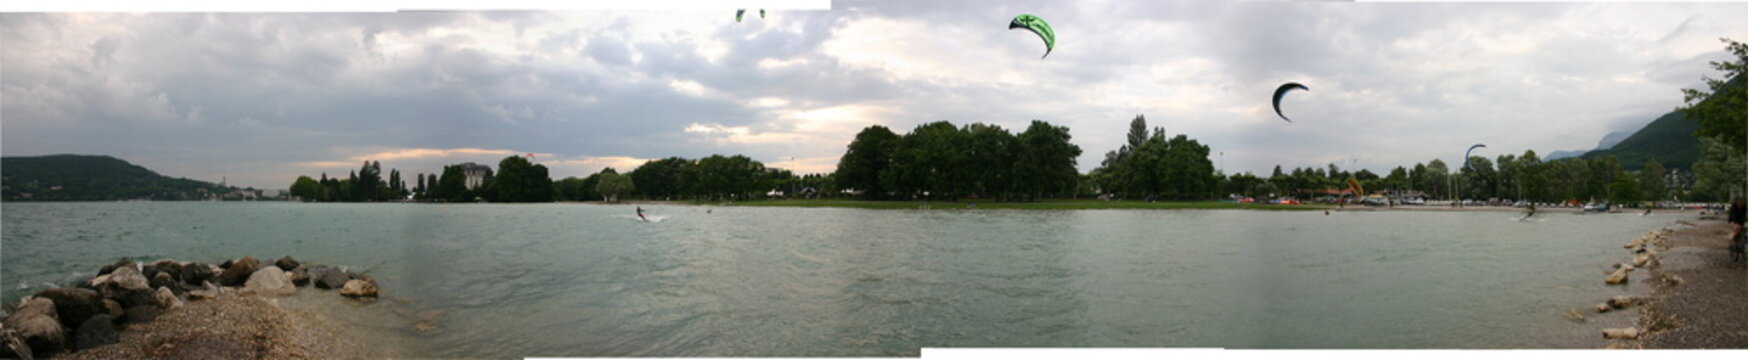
[1,202,1675,355]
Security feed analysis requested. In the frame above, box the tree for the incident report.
[596,169,634,202]
[491,156,554,202]
[1015,120,1083,200]
[289,176,324,202]
[884,121,970,199]
[1681,38,1747,200]
[630,157,692,200]
[964,123,1017,200]
[1640,159,1668,202]
[835,125,900,199]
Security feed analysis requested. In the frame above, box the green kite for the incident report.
[1008,14,1055,59]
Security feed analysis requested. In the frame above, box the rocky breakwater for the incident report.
[0,256,379,359]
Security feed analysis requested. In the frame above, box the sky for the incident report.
[3,1,1746,189]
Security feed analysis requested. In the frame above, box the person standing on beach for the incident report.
[1729,197,1745,262]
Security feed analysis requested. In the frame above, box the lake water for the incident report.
[1,202,1675,356]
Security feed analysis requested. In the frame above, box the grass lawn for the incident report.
[722,199,1332,211]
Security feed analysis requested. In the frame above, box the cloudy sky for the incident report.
[3,1,1745,189]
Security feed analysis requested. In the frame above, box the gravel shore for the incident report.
[1636,219,1748,348]
[63,292,375,359]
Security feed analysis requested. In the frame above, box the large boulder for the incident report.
[289,266,311,287]
[154,287,183,309]
[102,299,124,320]
[81,274,111,290]
[1608,296,1638,309]
[340,279,379,298]
[1,326,31,360]
[179,262,214,285]
[97,259,134,276]
[309,266,351,290]
[144,260,183,283]
[1602,328,1640,340]
[71,314,120,351]
[274,256,301,271]
[32,288,105,330]
[244,267,297,296]
[217,257,260,287]
[100,265,156,308]
[121,306,162,325]
[150,272,184,295]
[1604,267,1630,285]
[3,297,66,356]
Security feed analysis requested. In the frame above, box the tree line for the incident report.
[1222,153,1680,205]
[833,120,1083,201]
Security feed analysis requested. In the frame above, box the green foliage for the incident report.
[1581,111,1700,171]
[629,157,692,200]
[595,170,634,202]
[2,154,230,201]
[491,156,554,202]
[835,125,899,199]
[289,176,324,202]
[1682,38,1748,200]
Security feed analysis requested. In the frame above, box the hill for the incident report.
[2,154,227,201]
[1580,72,1745,171]
[1581,110,1699,171]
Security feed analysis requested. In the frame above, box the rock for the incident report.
[289,266,310,287]
[82,274,111,290]
[219,259,234,269]
[243,267,297,296]
[150,272,183,295]
[186,290,217,302]
[310,266,351,289]
[1632,253,1651,267]
[121,306,162,325]
[274,256,300,271]
[339,279,379,298]
[145,260,182,283]
[3,297,66,356]
[1,326,31,360]
[1605,267,1630,285]
[179,262,214,285]
[71,314,119,351]
[1603,343,1640,349]
[1602,328,1640,340]
[1594,303,1612,313]
[1607,296,1636,309]
[1563,308,1586,322]
[102,299,123,320]
[154,287,182,309]
[217,256,260,287]
[97,259,133,276]
[100,265,156,309]
[32,288,105,330]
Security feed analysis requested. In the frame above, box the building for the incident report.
[459,162,493,190]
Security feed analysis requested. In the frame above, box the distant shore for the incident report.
[720,199,1334,211]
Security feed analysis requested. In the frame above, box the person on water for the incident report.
[636,206,647,221]
[1522,204,1536,221]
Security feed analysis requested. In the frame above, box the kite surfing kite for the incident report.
[736,9,766,22]
[1008,14,1055,59]
[1463,143,1487,171]
[1271,82,1309,122]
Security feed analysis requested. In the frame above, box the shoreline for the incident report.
[1635,217,1748,348]
[1,256,393,359]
